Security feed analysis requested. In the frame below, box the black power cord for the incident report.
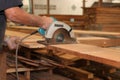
[15,30,38,80]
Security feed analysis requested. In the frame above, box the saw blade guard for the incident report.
[45,21,75,39]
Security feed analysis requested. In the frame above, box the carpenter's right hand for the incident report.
[39,16,53,29]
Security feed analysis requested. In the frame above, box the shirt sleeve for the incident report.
[0,0,23,11]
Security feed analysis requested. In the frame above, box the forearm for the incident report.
[5,7,43,26]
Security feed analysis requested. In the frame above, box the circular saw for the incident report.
[38,21,76,44]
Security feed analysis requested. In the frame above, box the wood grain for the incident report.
[48,43,120,68]
[5,30,44,42]
[77,37,120,47]
[0,51,6,80]
[74,30,120,37]
[7,26,120,37]
[84,7,120,32]
[5,30,45,48]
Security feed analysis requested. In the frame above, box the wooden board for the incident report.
[7,26,120,37]
[77,37,120,47]
[7,26,38,31]
[5,30,45,48]
[21,42,45,48]
[48,43,120,68]
[5,30,120,48]
[7,26,39,34]
[5,30,44,42]
[74,30,120,37]
[0,51,6,80]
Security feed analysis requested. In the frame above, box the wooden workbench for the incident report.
[5,30,120,68]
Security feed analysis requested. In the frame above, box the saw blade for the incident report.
[46,28,76,44]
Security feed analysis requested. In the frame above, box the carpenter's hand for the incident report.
[4,36,20,50]
[39,16,53,29]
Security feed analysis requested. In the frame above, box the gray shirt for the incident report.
[0,0,23,50]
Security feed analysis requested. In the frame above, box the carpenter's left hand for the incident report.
[4,36,20,50]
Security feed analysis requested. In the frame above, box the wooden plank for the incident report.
[7,67,49,73]
[0,50,6,80]
[5,30,120,49]
[7,26,38,31]
[96,8,120,14]
[66,66,94,79]
[48,44,120,68]
[17,56,40,67]
[109,46,120,51]
[74,30,120,37]
[21,42,45,48]
[58,53,80,61]
[5,30,46,48]
[5,30,44,42]
[7,25,120,37]
[24,71,30,80]
[5,30,45,48]
[77,37,120,47]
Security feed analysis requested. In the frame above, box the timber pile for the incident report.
[5,29,120,80]
[84,7,120,32]
[6,51,53,80]
[39,14,86,30]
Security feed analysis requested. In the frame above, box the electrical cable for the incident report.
[15,30,38,80]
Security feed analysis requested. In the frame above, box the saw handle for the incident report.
[38,28,46,35]
[38,17,57,36]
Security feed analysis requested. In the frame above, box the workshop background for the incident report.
[5,0,120,80]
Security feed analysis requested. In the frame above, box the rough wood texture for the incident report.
[48,44,120,68]
[21,42,45,48]
[5,30,44,43]
[74,30,120,37]
[5,30,120,49]
[0,50,6,80]
[77,37,120,47]
[7,26,120,37]
[5,30,45,48]
[84,7,120,32]
[66,66,94,79]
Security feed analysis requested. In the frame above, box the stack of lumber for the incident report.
[84,7,120,32]
[5,29,120,80]
[5,29,120,67]
[39,14,86,30]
